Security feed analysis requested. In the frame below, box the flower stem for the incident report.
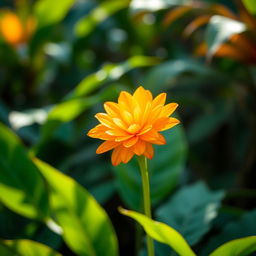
[137,155,154,256]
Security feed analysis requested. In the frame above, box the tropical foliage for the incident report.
[0,0,255,255]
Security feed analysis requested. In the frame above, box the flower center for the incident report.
[127,123,141,134]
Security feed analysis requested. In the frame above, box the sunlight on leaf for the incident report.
[67,56,159,100]
[210,236,256,256]
[34,0,75,28]
[34,158,119,256]
[242,0,256,15]
[75,0,130,37]
[1,239,62,256]
[119,207,196,256]
[205,15,247,58]
[0,123,49,220]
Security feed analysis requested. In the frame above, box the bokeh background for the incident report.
[0,0,256,255]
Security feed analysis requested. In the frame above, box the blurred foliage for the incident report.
[0,0,256,255]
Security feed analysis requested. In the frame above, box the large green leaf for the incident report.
[143,59,218,93]
[67,56,159,100]
[0,239,62,256]
[75,0,130,37]
[242,0,256,15]
[34,0,75,28]
[210,236,256,256]
[119,208,196,256]
[156,182,225,246]
[205,15,247,58]
[187,100,232,144]
[33,158,118,256]
[0,123,48,220]
[203,209,256,255]
[112,125,187,210]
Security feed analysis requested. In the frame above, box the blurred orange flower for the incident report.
[0,11,36,46]
[88,86,180,166]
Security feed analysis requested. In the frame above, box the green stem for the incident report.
[137,155,154,256]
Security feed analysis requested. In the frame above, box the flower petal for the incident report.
[96,141,119,154]
[123,136,138,148]
[138,124,152,135]
[152,93,166,108]
[106,129,128,137]
[95,113,115,128]
[133,140,146,155]
[115,134,134,142]
[118,91,134,112]
[139,129,159,142]
[133,86,153,108]
[87,124,112,140]
[104,102,120,117]
[121,110,133,124]
[144,143,154,159]
[113,118,128,130]
[151,133,166,145]
[160,117,180,131]
[161,103,178,117]
[111,146,123,166]
[120,147,134,163]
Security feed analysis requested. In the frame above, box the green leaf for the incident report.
[143,59,217,93]
[1,239,62,256]
[119,208,196,256]
[130,0,192,13]
[205,15,247,58]
[33,158,119,256]
[75,0,130,37]
[210,236,256,256]
[34,0,75,28]
[202,209,256,255]
[242,0,256,15]
[32,85,119,155]
[187,101,232,144]
[0,243,13,256]
[67,56,159,100]
[112,125,187,210]
[0,123,48,220]
[156,182,225,246]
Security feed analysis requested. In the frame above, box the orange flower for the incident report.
[88,86,180,166]
[0,11,36,46]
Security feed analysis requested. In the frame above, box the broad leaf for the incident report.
[203,209,256,255]
[34,0,75,28]
[143,59,218,93]
[119,208,196,256]
[112,125,187,210]
[187,101,232,143]
[242,0,256,15]
[156,182,225,246]
[205,15,247,58]
[75,0,130,37]
[33,85,119,154]
[1,239,62,256]
[67,56,159,100]
[0,123,48,220]
[210,236,256,256]
[34,158,118,256]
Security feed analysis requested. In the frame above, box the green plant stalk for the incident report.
[137,155,154,256]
